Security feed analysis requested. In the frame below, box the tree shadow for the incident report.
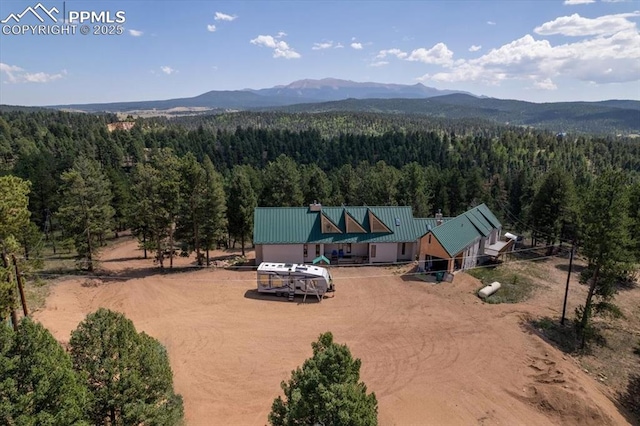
[555,263,587,274]
[243,289,325,304]
[523,316,607,355]
[102,256,145,263]
[618,374,640,426]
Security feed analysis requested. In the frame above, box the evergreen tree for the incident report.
[0,318,90,425]
[261,154,303,207]
[176,153,207,262]
[227,166,257,256]
[577,170,631,348]
[200,155,227,265]
[396,162,431,217]
[57,157,114,272]
[330,164,361,206]
[301,163,332,205]
[150,149,181,268]
[359,160,399,206]
[529,169,577,248]
[130,149,181,268]
[104,167,132,236]
[269,332,378,426]
[0,176,31,318]
[69,309,183,426]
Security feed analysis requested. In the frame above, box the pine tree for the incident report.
[200,155,227,265]
[227,167,257,256]
[0,176,31,319]
[577,170,631,348]
[269,332,378,426]
[261,154,303,207]
[397,162,431,217]
[69,309,183,425]
[57,157,114,272]
[0,318,90,425]
[130,149,181,268]
[529,169,577,249]
[176,153,207,262]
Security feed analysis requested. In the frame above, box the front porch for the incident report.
[324,243,369,264]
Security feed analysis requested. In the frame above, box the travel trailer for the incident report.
[256,262,334,301]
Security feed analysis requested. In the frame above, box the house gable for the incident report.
[321,213,342,234]
[420,231,450,260]
[345,211,367,233]
[368,210,392,233]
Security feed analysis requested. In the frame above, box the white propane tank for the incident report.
[478,281,501,299]
[505,232,519,240]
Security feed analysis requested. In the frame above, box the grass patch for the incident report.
[467,265,536,304]
[23,278,51,313]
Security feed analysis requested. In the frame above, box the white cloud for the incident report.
[533,77,558,90]
[128,29,143,37]
[250,34,301,59]
[312,41,333,50]
[369,61,389,67]
[534,12,639,36]
[376,48,408,59]
[207,24,216,32]
[469,44,482,52]
[487,21,496,25]
[276,31,287,38]
[564,0,595,4]
[334,42,344,48]
[420,18,640,89]
[214,12,236,21]
[0,63,65,83]
[406,43,454,65]
[160,66,176,75]
[350,42,363,49]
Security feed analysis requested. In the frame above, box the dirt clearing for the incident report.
[33,239,636,425]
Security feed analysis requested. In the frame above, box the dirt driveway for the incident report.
[34,239,634,425]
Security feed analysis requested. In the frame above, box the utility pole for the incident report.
[561,240,576,325]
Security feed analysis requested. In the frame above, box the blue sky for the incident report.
[0,0,639,105]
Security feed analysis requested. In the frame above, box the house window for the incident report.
[346,243,352,254]
[303,244,308,257]
[371,244,377,258]
[428,235,432,244]
[401,243,406,255]
[316,245,320,257]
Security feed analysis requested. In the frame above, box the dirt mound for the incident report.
[521,355,615,425]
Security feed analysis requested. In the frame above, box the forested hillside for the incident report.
[0,109,639,269]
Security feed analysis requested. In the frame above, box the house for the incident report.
[418,204,513,274]
[254,203,434,265]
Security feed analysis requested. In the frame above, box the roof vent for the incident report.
[309,201,322,212]
[395,217,401,226]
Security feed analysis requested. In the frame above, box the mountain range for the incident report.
[52,78,467,112]
[16,78,640,134]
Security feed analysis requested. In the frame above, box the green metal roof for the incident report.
[254,206,429,244]
[430,204,502,256]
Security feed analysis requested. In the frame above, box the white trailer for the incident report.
[257,262,334,302]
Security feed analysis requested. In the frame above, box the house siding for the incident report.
[370,243,397,263]
[396,242,416,261]
[260,244,304,264]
